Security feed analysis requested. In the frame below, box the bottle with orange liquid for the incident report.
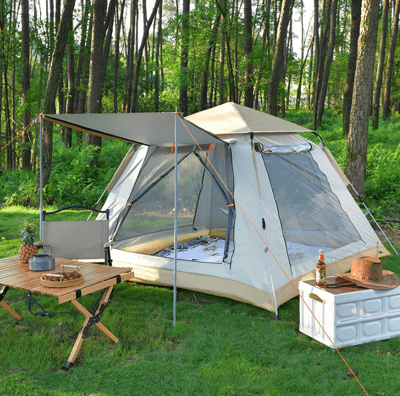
[316,249,327,287]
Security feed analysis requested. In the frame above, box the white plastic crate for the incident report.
[299,277,400,348]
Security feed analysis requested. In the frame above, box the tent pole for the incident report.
[173,113,178,326]
[39,115,43,242]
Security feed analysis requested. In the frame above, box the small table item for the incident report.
[0,255,133,369]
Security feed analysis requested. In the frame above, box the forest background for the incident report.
[0,0,399,222]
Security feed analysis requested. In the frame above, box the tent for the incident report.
[42,103,390,314]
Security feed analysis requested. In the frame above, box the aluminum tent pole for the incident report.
[173,113,178,327]
[39,115,43,242]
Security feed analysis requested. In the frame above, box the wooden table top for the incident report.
[0,256,133,304]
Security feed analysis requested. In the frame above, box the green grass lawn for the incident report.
[1,206,400,395]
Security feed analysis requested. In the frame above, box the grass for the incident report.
[1,206,400,395]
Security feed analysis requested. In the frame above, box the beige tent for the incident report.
[88,103,389,315]
[42,103,390,315]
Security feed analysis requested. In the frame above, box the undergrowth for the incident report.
[0,127,131,208]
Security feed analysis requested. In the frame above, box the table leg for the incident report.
[63,286,118,370]
[0,286,22,321]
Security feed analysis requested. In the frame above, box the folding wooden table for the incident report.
[0,255,133,369]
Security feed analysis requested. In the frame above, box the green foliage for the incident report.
[0,132,131,208]
[18,218,37,246]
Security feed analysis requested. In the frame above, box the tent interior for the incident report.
[111,143,236,264]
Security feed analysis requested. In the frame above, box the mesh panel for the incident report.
[116,150,205,241]
[114,144,235,264]
[262,152,362,265]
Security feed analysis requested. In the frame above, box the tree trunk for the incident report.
[75,0,90,115]
[312,0,319,115]
[86,0,108,166]
[342,0,362,135]
[243,0,253,108]
[179,0,190,116]
[316,0,338,127]
[125,0,137,112]
[39,0,76,188]
[346,0,379,197]
[199,13,221,111]
[131,0,162,112]
[254,0,271,110]
[372,0,389,129]
[21,0,31,169]
[382,0,400,120]
[154,0,162,112]
[114,0,126,113]
[267,0,292,116]
[65,19,75,147]
[209,41,217,108]
[313,0,331,129]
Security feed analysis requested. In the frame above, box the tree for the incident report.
[86,0,117,166]
[243,0,253,107]
[268,0,292,116]
[40,0,76,187]
[315,0,338,128]
[131,0,162,112]
[342,0,361,136]
[21,0,31,169]
[154,0,163,112]
[114,0,126,113]
[179,0,190,116]
[346,0,379,196]
[199,13,221,111]
[382,0,400,119]
[372,0,389,130]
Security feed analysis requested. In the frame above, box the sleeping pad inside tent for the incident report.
[43,103,390,313]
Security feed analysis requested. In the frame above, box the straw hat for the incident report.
[337,256,400,290]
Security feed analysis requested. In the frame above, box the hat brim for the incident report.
[337,270,400,290]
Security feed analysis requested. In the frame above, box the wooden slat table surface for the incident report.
[0,256,133,303]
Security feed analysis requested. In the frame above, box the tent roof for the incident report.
[42,113,224,146]
[186,102,312,135]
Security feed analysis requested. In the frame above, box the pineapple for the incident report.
[18,219,38,263]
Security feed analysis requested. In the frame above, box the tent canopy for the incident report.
[42,112,224,146]
[186,102,313,135]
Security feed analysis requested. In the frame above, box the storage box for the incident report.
[299,277,400,348]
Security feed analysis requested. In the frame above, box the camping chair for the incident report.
[28,205,112,316]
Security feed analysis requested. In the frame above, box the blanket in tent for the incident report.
[153,236,233,263]
[153,236,330,266]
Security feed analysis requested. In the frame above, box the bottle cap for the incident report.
[319,249,324,261]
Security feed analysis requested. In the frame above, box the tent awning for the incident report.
[42,112,225,146]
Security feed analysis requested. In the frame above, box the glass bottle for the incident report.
[316,249,327,286]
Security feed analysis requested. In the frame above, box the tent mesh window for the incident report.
[262,151,362,267]
[114,144,235,263]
